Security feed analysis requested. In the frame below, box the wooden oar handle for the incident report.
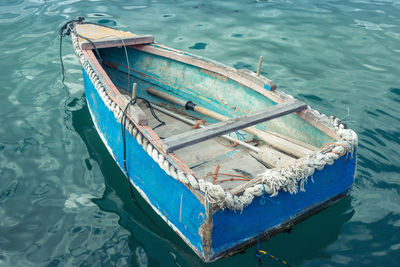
[146,87,186,106]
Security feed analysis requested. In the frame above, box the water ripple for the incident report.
[0,0,400,266]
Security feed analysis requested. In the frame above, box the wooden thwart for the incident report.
[146,87,316,157]
[162,100,307,153]
[75,23,154,50]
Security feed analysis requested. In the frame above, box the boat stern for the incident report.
[205,151,356,262]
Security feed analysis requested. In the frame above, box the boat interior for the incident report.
[85,42,337,192]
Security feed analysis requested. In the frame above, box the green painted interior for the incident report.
[100,46,335,147]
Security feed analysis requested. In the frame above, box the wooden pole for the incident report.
[256,56,263,76]
[146,87,186,106]
[131,82,137,99]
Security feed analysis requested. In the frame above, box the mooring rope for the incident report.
[59,17,84,83]
[120,96,167,236]
[59,17,105,87]
[255,233,290,266]
[116,33,165,232]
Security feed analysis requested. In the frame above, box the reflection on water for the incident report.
[0,0,400,266]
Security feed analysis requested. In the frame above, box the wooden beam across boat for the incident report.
[146,87,317,157]
[75,23,154,50]
[162,100,307,153]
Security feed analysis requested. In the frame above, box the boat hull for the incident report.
[209,152,356,260]
[82,65,356,262]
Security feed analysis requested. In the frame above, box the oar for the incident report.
[150,103,296,168]
[146,87,314,158]
[146,87,227,121]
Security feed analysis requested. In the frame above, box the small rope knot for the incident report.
[320,142,347,157]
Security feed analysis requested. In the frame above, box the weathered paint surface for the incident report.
[82,45,356,262]
[75,23,154,50]
[100,47,335,147]
[210,152,356,258]
[82,68,207,257]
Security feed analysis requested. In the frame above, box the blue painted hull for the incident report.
[83,68,207,258]
[82,66,356,262]
[211,153,356,259]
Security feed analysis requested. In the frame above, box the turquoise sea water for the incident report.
[1,0,399,266]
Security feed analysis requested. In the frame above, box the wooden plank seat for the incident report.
[75,23,154,50]
[162,100,307,153]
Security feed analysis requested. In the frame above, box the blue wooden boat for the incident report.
[65,19,357,262]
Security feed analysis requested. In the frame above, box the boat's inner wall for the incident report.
[99,46,335,147]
